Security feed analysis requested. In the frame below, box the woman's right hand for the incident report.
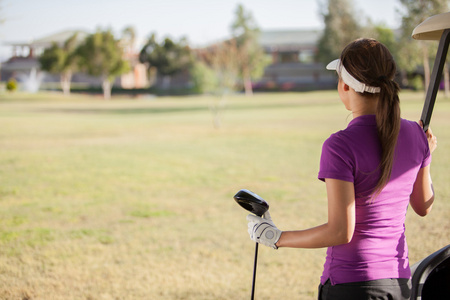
[426,126,437,153]
[419,121,437,153]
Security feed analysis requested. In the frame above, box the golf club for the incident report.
[234,189,269,300]
[412,14,450,133]
[419,28,450,133]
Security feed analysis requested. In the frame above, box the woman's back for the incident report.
[319,115,431,285]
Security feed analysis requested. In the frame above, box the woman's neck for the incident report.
[350,93,378,119]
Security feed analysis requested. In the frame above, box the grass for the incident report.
[0,90,449,299]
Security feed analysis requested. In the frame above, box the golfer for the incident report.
[247,38,437,299]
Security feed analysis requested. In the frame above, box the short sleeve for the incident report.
[318,134,355,183]
[418,126,432,168]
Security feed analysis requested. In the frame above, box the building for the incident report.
[255,29,335,91]
[1,28,334,92]
[1,30,91,86]
[1,29,148,91]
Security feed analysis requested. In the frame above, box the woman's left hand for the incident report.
[247,211,282,249]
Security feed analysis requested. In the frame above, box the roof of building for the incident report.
[259,29,322,50]
[7,29,90,48]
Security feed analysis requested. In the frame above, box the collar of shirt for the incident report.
[348,114,377,127]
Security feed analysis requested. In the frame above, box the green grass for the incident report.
[0,90,449,299]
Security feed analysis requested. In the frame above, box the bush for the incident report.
[410,76,424,91]
[6,78,18,92]
[190,61,218,94]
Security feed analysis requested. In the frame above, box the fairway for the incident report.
[0,91,449,299]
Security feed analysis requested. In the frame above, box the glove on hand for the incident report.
[247,211,282,249]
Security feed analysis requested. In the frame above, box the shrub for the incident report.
[6,78,18,92]
[190,61,218,94]
[410,76,424,91]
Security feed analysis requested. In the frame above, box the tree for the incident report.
[39,33,79,95]
[316,0,361,64]
[139,34,193,89]
[0,0,5,26]
[369,25,399,64]
[375,26,397,52]
[190,60,219,95]
[76,29,129,99]
[230,4,268,96]
[121,26,136,54]
[193,40,240,128]
[139,34,158,86]
[398,0,449,92]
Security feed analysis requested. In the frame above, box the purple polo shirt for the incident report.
[318,115,431,285]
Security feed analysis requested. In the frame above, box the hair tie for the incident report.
[378,75,388,81]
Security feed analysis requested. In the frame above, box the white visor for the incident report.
[326,59,381,94]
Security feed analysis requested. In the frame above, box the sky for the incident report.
[0,0,403,62]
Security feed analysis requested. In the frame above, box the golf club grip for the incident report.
[420,105,433,133]
[420,85,437,133]
[420,108,433,132]
[420,29,450,133]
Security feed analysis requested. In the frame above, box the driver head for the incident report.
[234,189,269,217]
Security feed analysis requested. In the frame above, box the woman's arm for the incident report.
[410,124,436,217]
[410,165,434,217]
[276,179,355,248]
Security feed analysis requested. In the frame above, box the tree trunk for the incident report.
[244,77,253,96]
[422,43,430,94]
[148,67,157,87]
[401,69,409,88]
[444,62,449,98]
[162,75,171,90]
[60,71,72,96]
[209,93,227,129]
[243,66,253,96]
[102,78,112,100]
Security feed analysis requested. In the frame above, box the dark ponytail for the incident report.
[340,38,401,195]
[374,76,401,194]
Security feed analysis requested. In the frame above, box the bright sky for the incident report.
[0,0,402,61]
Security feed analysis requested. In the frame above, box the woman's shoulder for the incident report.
[400,118,426,136]
[399,118,428,147]
[325,129,346,143]
[400,118,420,128]
[322,129,352,152]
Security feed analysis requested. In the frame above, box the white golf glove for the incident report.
[247,211,282,249]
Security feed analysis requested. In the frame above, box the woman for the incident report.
[247,38,437,299]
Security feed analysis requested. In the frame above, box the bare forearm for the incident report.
[277,179,355,249]
[275,223,351,249]
[410,165,434,217]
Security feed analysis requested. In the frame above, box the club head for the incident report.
[233,189,269,217]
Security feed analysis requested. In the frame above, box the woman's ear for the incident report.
[343,83,350,91]
[338,79,350,92]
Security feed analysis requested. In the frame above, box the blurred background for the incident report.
[0,1,449,299]
[0,0,448,97]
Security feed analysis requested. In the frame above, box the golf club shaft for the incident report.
[251,242,258,300]
[420,29,450,132]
